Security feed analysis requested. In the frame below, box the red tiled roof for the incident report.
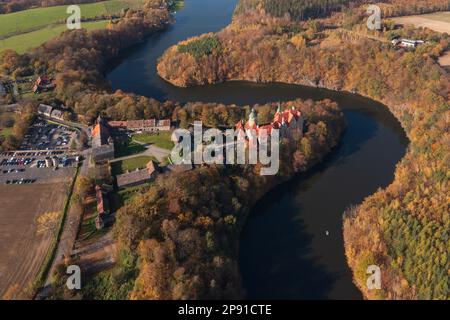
[237,107,301,136]
[157,119,170,127]
[245,122,258,130]
[258,124,274,135]
[96,185,109,214]
[92,124,101,137]
[108,119,169,129]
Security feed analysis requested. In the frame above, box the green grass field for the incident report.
[111,155,156,175]
[132,131,174,150]
[114,139,146,158]
[0,127,13,138]
[0,0,145,53]
[0,0,144,39]
[0,20,108,53]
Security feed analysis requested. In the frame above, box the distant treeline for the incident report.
[235,0,450,21]
[0,0,105,14]
[235,0,357,20]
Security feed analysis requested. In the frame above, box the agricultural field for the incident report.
[0,0,144,53]
[0,20,108,53]
[0,182,71,299]
[394,12,450,34]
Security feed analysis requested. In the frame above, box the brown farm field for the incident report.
[0,182,70,299]
[394,12,450,34]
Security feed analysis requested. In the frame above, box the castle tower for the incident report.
[246,108,258,143]
[248,108,257,127]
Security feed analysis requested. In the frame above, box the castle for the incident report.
[235,105,303,143]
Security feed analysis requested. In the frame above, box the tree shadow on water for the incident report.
[239,196,338,300]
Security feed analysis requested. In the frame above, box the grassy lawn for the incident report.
[132,131,174,150]
[110,183,151,211]
[114,139,146,158]
[0,127,12,138]
[78,208,109,242]
[111,155,156,175]
[0,20,109,53]
[0,0,144,39]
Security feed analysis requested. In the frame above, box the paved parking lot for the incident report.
[0,151,80,184]
[20,118,77,151]
[0,166,75,184]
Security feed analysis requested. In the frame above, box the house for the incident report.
[95,185,110,230]
[108,118,171,132]
[95,185,110,215]
[116,160,159,189]
[156,119,171,131]
[50,108,64,121]
[38,104,53,117]
[36,76,49,86]
[33,76,55,93]
[38,104,66,121]
[92,117,115,162]
[392,38,424,49]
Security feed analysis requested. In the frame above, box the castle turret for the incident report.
[248,108,257,127]
[276,103,282,114]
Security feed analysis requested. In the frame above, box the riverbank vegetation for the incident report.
[157,0,450,299]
